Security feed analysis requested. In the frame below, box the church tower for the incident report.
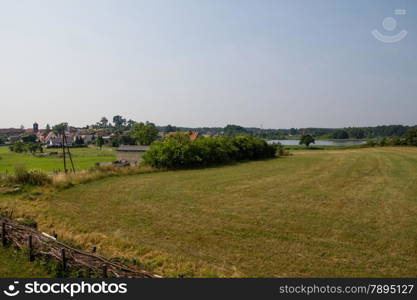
[33,122,39,133]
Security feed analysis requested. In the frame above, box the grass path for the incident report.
[1,147,416,277]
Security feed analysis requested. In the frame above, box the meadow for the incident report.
[1,147,417,277]
[0,146,116,173]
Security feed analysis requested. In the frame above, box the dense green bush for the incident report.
[143,135,278,169]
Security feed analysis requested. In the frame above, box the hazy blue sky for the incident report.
[1,0,416,129]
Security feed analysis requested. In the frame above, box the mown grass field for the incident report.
[0,146,115,173]
[1,147,417,277]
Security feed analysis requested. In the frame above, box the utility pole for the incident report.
[64,134,76,174]
[62,133,67,173]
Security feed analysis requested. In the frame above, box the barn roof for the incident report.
[116,145,150,152]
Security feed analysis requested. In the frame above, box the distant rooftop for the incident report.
[116,145,150,152]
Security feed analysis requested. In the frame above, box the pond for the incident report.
[268,140,367,146]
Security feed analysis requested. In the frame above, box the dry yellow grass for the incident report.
[51,165,158,188]
[1,147,417,277]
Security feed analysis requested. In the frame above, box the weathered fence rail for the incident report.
[0,216,161,278]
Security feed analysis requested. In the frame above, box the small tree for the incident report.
[96,136,104,150]
[299,134,315,147]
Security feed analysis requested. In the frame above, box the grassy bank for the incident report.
[1,147,417,277]
[0,146,116,173]
[0,247,49,277]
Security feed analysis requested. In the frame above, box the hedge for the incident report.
[143,135,278,169]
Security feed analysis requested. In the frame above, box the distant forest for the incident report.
[157,124,416,140]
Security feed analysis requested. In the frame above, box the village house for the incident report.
[79,134,94,144]
[46,136,73,148]
[1,122,102,147]
[163,131,200,141]
[0,128,25,138]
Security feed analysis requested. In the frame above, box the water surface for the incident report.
[268,140,366,146]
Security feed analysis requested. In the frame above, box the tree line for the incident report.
[367,127,417,147]
[157,124,416,140]
[77,115,417,141]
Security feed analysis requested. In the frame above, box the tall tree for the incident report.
[100,117,109,128]
[131,122,159,145]
[113,115,126,128]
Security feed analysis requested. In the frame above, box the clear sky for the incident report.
[0,0,416,129]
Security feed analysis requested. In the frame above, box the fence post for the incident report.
[61,249,66,271]
[2,222,6,247]
[28,235,34,262]
[102,264,108,278]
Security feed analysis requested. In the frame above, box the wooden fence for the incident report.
[0,216,161,278]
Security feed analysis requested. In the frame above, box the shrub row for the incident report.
[9,141,43,154]
[143,135,280,169]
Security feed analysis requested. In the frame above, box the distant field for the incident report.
[1,147,417,277]
[0,146,116,173]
